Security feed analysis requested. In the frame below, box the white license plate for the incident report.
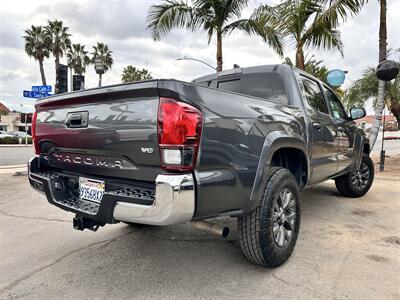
[79,177,105,203]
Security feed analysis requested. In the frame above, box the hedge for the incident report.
[0,137,32,144]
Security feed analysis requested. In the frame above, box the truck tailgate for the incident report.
[34,81,161,182]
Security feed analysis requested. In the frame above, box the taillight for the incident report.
[31,111,39,154]
[157,97,202,171]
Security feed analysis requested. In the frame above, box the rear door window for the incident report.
[217,73,288,105]
[300,77,329,114]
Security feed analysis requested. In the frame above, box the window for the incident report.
[217,73,289,105]
[301,77,329,114]
[241,73,288,104]
[217,80,241,93]
[323,87,348,119]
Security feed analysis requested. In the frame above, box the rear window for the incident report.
[217,73,288,105]
[218,80,241,93]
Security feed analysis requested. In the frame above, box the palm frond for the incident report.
[315,0,365,28]
[302,21,344,55]
[147,0,200,40]
[224,5,284,56]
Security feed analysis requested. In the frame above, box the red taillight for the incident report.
[31,111,39,154]
[157,97,202,171]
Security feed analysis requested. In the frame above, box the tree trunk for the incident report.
[98,73,102,87]
[378,0,387,63]
[39,59,46,86]
[368,0,387,150]
[388,97,400,130]
[216,31,223,72]
[55,56,60,93]
[295,46,305,70]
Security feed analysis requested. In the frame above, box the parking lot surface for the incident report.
[0,174,399,299]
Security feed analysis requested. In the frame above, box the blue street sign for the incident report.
[32,85,52,93]
[23,90,50,99]
[327,69,346,87]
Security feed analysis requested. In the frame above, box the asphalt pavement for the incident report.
[0,174,399,299]
[0,146,34,166]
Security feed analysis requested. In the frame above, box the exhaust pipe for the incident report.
[191,221,229,238]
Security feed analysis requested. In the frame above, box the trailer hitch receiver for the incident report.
[73,216,103,232]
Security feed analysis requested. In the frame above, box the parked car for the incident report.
[0,130,13,138]
[8,131,31,138]
[28,64,373,267]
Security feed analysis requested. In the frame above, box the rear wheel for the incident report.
[335,154,374,198]
[238,167,301,268]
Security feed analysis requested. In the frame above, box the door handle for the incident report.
[65,111,89,128]
[313,122,324,131]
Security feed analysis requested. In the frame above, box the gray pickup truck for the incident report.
[28,64,373,268]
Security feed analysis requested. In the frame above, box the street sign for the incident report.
[32,85,52,93]
[23,90,50,99]
[327,69,346,87]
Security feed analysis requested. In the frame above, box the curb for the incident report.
[0,167,27,174]
[0,145,33,147]
[0,164,26,169]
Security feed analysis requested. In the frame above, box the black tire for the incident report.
[335,154,374,198]
[238,167,301,268]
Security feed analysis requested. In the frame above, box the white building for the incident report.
[0,103,32,133]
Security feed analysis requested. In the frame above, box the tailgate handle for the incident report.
[65,111,89,128]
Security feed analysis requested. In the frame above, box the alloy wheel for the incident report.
[272,188,297,248]
[351,162,370,190]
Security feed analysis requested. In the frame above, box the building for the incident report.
[0,102,32,132]
[354,114,398,132]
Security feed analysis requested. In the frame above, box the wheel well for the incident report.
[363,143,370,154]
[270,148,308,187]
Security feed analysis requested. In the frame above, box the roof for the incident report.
[355,115,397,124]
[0,102,10,114]
[192,64,294,83]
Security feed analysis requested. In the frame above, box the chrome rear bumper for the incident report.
[113,174,195,225]
[28,156,195,226]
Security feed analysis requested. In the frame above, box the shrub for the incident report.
[0,137,32,144]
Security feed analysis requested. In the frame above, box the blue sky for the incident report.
[1,0,399,113]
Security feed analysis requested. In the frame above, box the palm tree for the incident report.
[67,44,90,75]
[254,0,365,70]
[147,0,284,72]
[346,64,400,130]
[369,0,388,149]
[23,25,50,86]
[121,65,152,83]
[45,20,71,91]
[284,54,328,82]
[91,42,113,87]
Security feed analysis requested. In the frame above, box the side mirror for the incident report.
[376,60,400,81]
[350,107,366,120]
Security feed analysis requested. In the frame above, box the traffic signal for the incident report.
[73,75,85,91]
[56,64,68,94]
[27,113,32,124]
[20,113,26,123]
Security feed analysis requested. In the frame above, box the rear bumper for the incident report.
[28,156,195,226]
[113,174,195,225]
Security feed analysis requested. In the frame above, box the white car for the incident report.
[0,130,13,138]
[8,131,31,138]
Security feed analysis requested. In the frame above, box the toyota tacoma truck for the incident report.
[28,64,374,268]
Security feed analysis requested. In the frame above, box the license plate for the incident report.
[79,177,105,203]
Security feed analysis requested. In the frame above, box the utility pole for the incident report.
[380,108,386,171]
[25,116,28,146]
[176,57,216,71]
